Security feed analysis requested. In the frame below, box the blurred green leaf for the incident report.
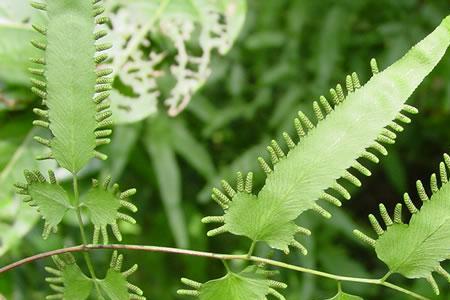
[0,1,34,22]
[199,141,267,202]
[102,123,142,182]
[171,119,216,179]
[0,126,55,256]
[0,24,38,85]
[245,31,285,50]
[145,117,189,248]
[311,6,349,91]
[381,149,408,193]
[110,90,158,125]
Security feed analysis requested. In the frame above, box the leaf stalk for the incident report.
[73,175,103,298]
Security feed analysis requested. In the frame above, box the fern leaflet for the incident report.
[45,253,93,300]
[178,265,287,300]
[15,169,72,239]
[81,176,138,244]
[354,153,450,295]
[30,0,113,173]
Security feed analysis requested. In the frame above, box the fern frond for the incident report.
[354,153,450,295]
[178,265,287,300]
[15,169,72,239]
[30,0,113,173]
[98,251,146,300]
[45,253,93,300]
[81,176,138,244]
[204,17,450,253]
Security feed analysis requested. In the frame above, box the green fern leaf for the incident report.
[15,169,72,239]
[98,251,146,300]
[0,23,38,85]
[178,265,287,300]
[202,172,310,253]
[46,252,145,299]
[326,290,363,300]
[354,153,450,295]
[203,15,450,253]
[30,0,113,173]
[81,176,138,244]
[45,253,93,300]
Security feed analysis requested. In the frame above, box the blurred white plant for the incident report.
[108,6,164,123]
[107,0,246,119]
[161,7,231,116]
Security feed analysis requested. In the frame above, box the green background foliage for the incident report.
[1,0,450,299]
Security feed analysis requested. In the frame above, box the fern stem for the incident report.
[73,175,103,299]
[0,244,430,300]
[111,0,170,77]
[380,271,393,283]
[246,241,256,257]
[222,260,231,273]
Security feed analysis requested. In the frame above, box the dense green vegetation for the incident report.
[1,0,450,299]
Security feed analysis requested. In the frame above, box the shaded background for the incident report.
[1,0,450,299]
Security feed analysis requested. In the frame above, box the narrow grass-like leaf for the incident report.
[145,117,189,248]
[171,119,216,180]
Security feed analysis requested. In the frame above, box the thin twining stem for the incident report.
[0,244,430,300]
[72,176,103,298]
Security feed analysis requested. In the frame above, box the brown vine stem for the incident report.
[0,244,430,300]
